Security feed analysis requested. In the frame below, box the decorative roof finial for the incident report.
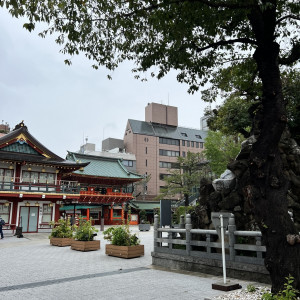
[13,121,27,131]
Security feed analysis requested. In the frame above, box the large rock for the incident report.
[212,169,236,192]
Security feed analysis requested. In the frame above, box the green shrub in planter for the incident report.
[74,219,98,241]
[49,219,73,238]
[103,225,140,246]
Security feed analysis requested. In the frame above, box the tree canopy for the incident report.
[204,131,245,176]
[1,1,298,92]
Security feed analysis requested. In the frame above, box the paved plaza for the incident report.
[0,226,267,300]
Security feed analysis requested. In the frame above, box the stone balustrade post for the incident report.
[154,214,160,248]
[256,236,263,259]
[185,214,192,255]
[228,214,236,261]
[206,233,212,254]
[179,215,185,229]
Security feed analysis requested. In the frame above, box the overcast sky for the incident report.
[0,9,220,158]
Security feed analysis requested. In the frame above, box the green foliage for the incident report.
[284,70,300,145]
[139,210,148,224]
[204,131,245,176]
[247,284,257,293]
[103,225,140,246]
[205,96,254,137]
[262,275,299,300]
[158,152,209,206]
[174,206,193,224]
[2,0,298,95]
[49,219,73,238]
[73,219,98,241]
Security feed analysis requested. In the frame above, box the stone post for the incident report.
[154,214,159,249]
[100,217,104,232]
[179,215,185,229]
[228,214,236,261]
[256,236,263,259]
[185,214,192,255]
[206,233,212,254]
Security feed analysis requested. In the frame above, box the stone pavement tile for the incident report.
[0,227,267,300]
[1,269,227,300]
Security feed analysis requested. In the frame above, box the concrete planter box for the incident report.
[138,224,151,231]
[106,244,144,258]
[50,237,72,247]
[71,240,100,252]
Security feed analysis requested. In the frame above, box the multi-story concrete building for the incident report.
[123,103,207,200]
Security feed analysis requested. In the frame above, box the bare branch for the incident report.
[276,14,300,25]
[194,38,257,52]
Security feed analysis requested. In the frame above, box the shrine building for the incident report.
[0,122,142,234]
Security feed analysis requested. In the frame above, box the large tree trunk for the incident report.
[247,4,300,293]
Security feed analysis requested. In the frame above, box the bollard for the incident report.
[154,214,159,248]
[185,214,192,255]
[179,215,185,229]
[100,217,104,231]
[228,214,236,261]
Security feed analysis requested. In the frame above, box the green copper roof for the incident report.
[66,152,142,180]
[130,202,160,210]
[128,119,207,142]
[1,141,41,155]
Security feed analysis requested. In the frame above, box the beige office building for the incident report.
[124,103,207,201]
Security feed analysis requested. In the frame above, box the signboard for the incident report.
[160,200,172,227]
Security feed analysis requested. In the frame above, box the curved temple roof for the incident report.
[66,151,143,182]
[0,121,88,170]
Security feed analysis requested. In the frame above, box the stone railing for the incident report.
[152,214,270,283]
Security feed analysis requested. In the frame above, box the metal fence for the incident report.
[153,214,266,266]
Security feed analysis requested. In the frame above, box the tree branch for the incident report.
[102,0,254,20]
[194,38,257,52]
[188,0,254,9]
[276,14,300,25]
[279,43,300,65]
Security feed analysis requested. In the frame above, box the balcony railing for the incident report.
[0,178,80,194]
[80,190,133,198]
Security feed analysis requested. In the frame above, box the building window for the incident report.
[22,171,55,184]
[181,132,188,137]
[123,160,133,167]
[0,168,14,183]
[196,142,199,148]
[182,151,186,157]
[159,161,171,168]
[159,137,180,146]
[159,149,180,157]
[42,204,52,223]
[159,161,180,169]
[195,134,202,139]
[182,140,185,146]
[191,141,194,147]
[187,141,190,147]
[146,159,147,167]
[0,203,10,223]
[145,147,147,154]
[200,142,204,148]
